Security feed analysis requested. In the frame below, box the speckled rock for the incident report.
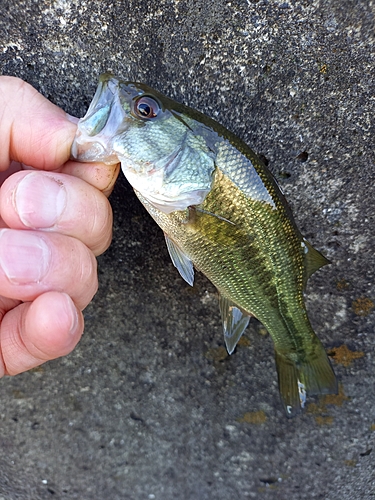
[0,1,374,499]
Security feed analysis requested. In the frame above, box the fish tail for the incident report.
[274,345,338,418]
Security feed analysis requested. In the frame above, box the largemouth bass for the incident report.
[71,74,337,417]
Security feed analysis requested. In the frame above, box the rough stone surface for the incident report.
[0,0,374,499]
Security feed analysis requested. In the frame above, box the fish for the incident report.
[71,74,337,417]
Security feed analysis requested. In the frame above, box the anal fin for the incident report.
[219,295,251,355]
[275,345,338,417]
[164,234,194,286]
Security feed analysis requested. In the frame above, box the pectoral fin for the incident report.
[219,295,251,354]
[164,234,194,286]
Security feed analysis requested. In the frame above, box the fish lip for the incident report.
[70,134,120,164]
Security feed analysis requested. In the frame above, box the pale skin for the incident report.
[0,76,120,376]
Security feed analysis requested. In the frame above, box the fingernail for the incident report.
[0,229,51,284]
[61,293,79,335]
[14,173,67,228]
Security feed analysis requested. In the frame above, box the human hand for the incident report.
[0,76,119,376]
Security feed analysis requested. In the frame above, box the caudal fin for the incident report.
[275,346,338,418]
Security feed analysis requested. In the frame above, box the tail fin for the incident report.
[275,346,338,418]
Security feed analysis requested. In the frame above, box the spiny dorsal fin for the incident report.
[302,239,330,287]
[219,295,251,355]
[164,234,194,286]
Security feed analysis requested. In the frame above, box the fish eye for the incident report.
[134,96,160,119]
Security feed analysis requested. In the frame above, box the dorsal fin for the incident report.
[302,239,330,287]
[219,295,251,354]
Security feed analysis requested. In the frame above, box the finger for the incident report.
[60,161,120,197]
[0,76,120,194]
[0,292,83,376]
[0,229,98,309]
[0,76,77,171]
[0,170,113,255]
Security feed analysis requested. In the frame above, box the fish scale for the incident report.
[71,74,338,417]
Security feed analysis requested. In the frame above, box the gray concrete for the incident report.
[0,0,374,498]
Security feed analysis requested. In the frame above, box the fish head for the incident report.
[71,74,217,213]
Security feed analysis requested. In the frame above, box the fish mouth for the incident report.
[71,76,129,164]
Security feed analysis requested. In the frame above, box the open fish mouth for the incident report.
[71,76,130,164]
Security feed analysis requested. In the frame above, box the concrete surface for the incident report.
[0,0,374,498]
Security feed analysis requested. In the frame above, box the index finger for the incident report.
[0,76,76,171]
[0,76,120,195]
